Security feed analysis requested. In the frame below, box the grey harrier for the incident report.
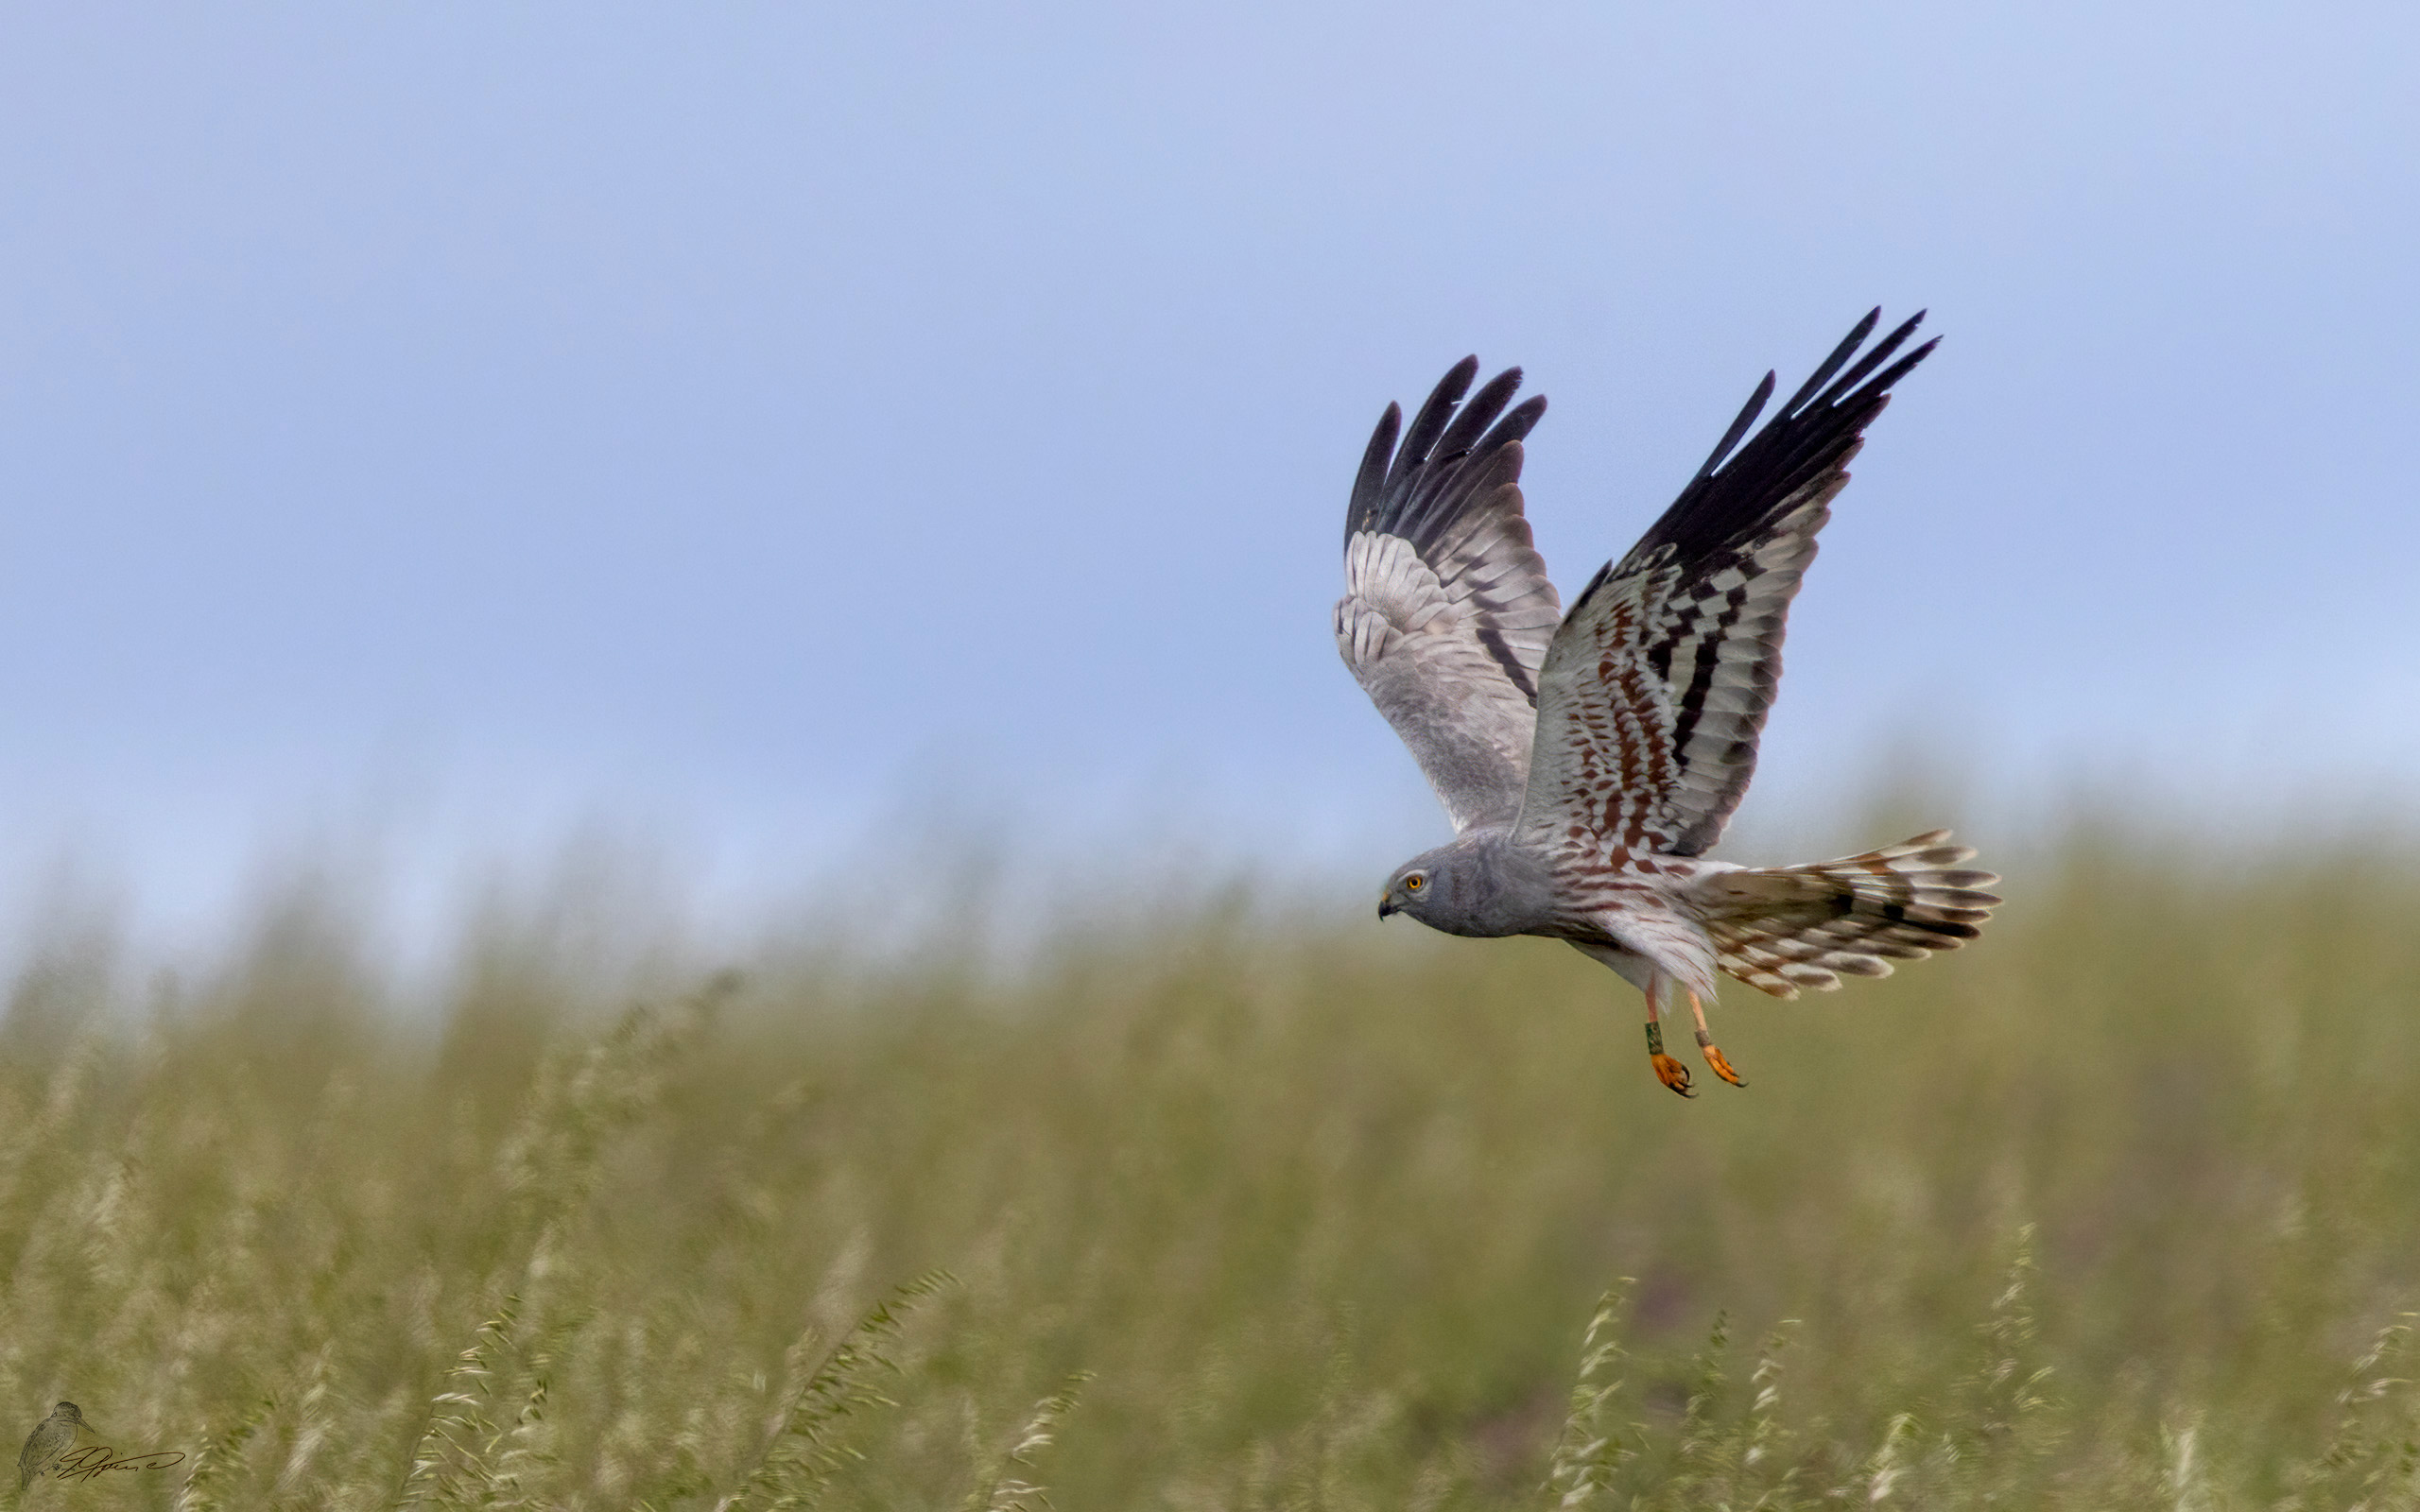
[1338,310,1999,1095]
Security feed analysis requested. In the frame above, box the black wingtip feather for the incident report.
[1498,391,1547,444]
[1854,335,1940,406]
[1816,311,1927,411]
[1621,309,1939,571]
[1340,359,1560,721]
[1392,357,1480,491]
[1781,307,1882,415]
[1352,357,1549,554]
[1434,366,1527,466]
[1346,402,1404,545]
[1696,371,1775,481]
[1392,373,1533,545]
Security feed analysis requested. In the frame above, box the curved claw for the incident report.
[1651,1052,1696,1097]
[1645,1015,1695,1097]
[1696,1030,1746,1088]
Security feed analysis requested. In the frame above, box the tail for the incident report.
[1689,830,2001,1000]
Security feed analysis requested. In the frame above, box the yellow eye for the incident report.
[1406,875,1425,892]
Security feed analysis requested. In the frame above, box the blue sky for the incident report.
[2,3,2415,942]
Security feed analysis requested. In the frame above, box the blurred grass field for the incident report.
[2,822,2418,1508]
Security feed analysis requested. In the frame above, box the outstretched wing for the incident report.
[1515,310,1937,860]
[1336,358,1558,833]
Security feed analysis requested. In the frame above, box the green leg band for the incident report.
[1646,1022,1666,1056]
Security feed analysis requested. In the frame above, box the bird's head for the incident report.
[1376,865,1424,921]
[1378,844,1477,929]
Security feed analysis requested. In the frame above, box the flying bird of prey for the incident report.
[1338,310,1999,1095]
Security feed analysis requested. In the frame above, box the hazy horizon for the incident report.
[5,2,2415,948]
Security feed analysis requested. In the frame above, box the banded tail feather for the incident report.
[1692,831,2001,1000]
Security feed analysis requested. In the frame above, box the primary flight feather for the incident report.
[1337,310,2000,1095]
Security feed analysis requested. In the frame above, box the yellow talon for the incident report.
[1646,1022,1695,1097]
[1696,1030,1746,1088]
[1651,1053,1696,1097]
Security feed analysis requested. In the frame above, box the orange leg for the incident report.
[1685,989,1746,1087]
[1645,974,1694,1097]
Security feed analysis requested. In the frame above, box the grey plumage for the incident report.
[19,1401,84,1489]
[1343,313,1999,1091]
[1336,358,1557,832]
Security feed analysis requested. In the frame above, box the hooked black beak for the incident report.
[1378,898,1397,919]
